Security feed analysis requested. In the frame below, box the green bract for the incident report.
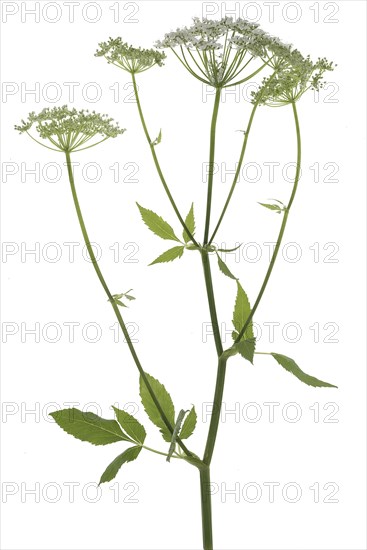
[252,51,335,106]
[95,38,166,73]
[15,105,125,152]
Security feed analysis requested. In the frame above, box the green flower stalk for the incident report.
[95,38,199,246]
[15,106,197,463]
[17,16,337,550]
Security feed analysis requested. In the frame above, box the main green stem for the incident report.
[64,150,192,457]
[129,74,218,548]
[200,250,228,467]
[200,467,213,550]
[201,250,224,358]
[131,73,199,247]
[236,101,302,342]
[203,88,221,244]
[199,87,224,549]
[200,100,301,549]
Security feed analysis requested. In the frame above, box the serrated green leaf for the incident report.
[149,246,184,266]
[235,338,256,364]
[50,408,130,446]
[99,446,142,485]
[167,409,186,462]
[271,353,337,388]
[232,281,254,342]
[183,203,195,243]
[179,406,197,439]
[216,252,238,280]
[112,407,146,445]
[139,373,175,442]
[136,203,180,242]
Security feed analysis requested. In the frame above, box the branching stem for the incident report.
[131,73,199,246]
[64,150,193,458]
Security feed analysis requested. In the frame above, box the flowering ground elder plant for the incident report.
[17,16,336,550]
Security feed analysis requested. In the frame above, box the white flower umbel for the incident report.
[95,38,166,74]
[15,106,125,152]
[156,17,279,87]
[252,50,335,107]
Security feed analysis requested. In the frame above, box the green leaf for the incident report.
[183,203,196,243]
[112,407,146,445]
[235,338,256,364]
[109,290,136,308]
[258,200,286,214]
[149,246,184,266]
[139,373,175,442]
[136,203,180,242]
[216,252,238,280]
[167,409,187,462]
[232,281,254,342]
[179,406,197,440]
[217,243,242,253]
[99,446,142,485]
[50,408,130,446]
[152,128,162,146]
[271,353,338,388]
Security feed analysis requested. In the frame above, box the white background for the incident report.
[1,1,366,549]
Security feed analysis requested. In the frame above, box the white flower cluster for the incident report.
[156,17,264,51]
[95,38,166,73]
[15,106,125,152]
[155,17,291,86]
[156,17,229,50]
[156,17,333,93]
[252,51,335,106]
